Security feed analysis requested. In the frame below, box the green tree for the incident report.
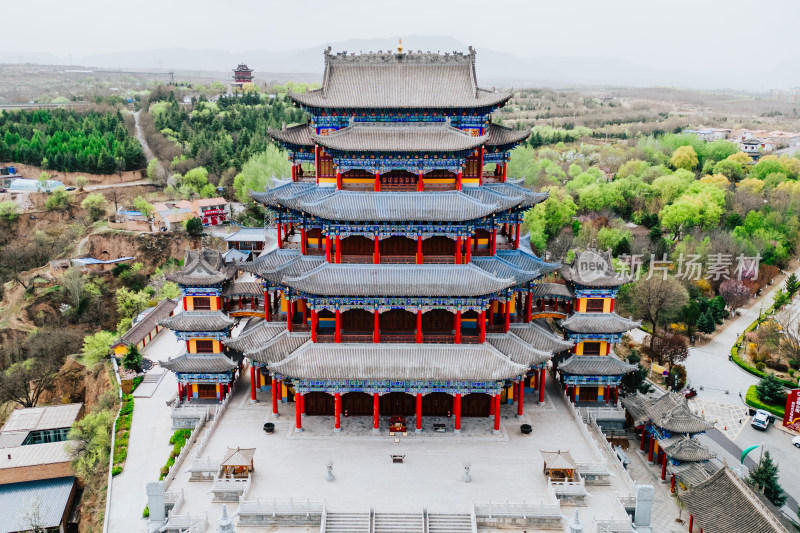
[696,311,716,334]
[37,171,50,192]
[0,357,62,407]
[115,288,150,320]
[158,281,181,300]
[0,200,20,222]
[68,408,114,479]
[185,217,204,236]
[630,276,689,350]
[670,145,698,171]
[747,450,786,508]
[81,331,116,365]
[45,188,71,211]
[619,351,654,396]
[232,145,290,202]
[785,273,799,298]
[678,301,702,338]
[122,344,143,372]
[756,373,786,405]
[132,195,154,218]
[75,175,88,191]
[712,159,745,181]
[81,193,107,221]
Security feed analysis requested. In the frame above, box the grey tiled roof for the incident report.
[622,392,714,434]
[247,331,312,364]
[558,355,638,376]
[312,121,487,153]
[159,311,235,332]
[681,466,795,533]
[472,249,560,284]
[560,250,631,287]
[222,281,263,297]
[485,123,530,148]
[251,182,545,222]
[558,312,640,334]
[166,248,234,286]
[115,298,177,347]
[267,123,314,147]
[161,352,238,373]
[224,320,286,353]
[223,227,271,242]
[289,48,512,110]
[269,342,529,381]
[485,332,552,366]
[530,282,573,299]
[281,263,516,297]
[482,183,549,208]
[508,321,573,352]
[657,436,715,462]
[239,250,325,284]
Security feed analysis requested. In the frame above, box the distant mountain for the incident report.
[2,35,796,91]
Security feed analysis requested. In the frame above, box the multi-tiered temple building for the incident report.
[159,44,639,434]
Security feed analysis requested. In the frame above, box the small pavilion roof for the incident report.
[224,320,286,353]
[485,122,530,149]
[560,250,631,288]
[221,447,255,467]
[680,466,795,533]
[239,250,325,284]
[508,321,573,353]
[472,249,560,285]
[657,436,715,462]
[160,352,238,373]
[558,354,638,376]
[268,342,529,382]
[267,123,314,148]
[541,450,577,470]
[312,121,487,153]
[251,181,546,222]
[113,298,178,348]
[558,312,640,334]
[485,332,553,366]
[221,281,263,297]
[165,248,234,286]
[622,392,715,434]
[159,311,235,332]
[530,282,573,299]
[289,48,512,111]
[668,462,714,488]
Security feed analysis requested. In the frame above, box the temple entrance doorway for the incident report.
[461,393,491,417]
[341,392,372,416]
[196,384,217,399]
[379,392,415,416]
[304,392,335,415]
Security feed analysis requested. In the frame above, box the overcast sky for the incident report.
[4,0,798,70]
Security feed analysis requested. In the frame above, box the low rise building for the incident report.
[111,297,178,356]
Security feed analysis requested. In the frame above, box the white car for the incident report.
[751,409,773,431]
[793,436,800,448]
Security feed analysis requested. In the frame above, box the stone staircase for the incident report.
[322,510,474,533]
[323,512,370,532]
[427,513,473,532]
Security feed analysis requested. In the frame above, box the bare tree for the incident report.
[645,333,689,372]
[19,494,48,533]
[0,357,61,408]
[629,276,689,351]
[62,266,85,309]
[719,279,751,315]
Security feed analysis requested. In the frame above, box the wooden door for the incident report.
[341,235,372,256]
[197,384,217,399]
[304,391,335,415]
[379,309,416,332]
[342,309,373,333]
[422,309,454,332]
[381,236,416,256]
[342,392,373,416]
[461,393,490,417]
[579,386,599,403]
[422,392,453,416]
[379,392,415,416]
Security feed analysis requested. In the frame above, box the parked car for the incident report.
[751,409,774,431]
[65,186,76,191]
[792,435,800,448]
[682,387,697,399]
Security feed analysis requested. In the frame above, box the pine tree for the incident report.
[756,373,786,405]
[748,450,787,507]
[697,311,716,334]
[786,273,799,298]
[122,344,143,372]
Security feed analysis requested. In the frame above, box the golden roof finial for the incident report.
[397,39,403,54]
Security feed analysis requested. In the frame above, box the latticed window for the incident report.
[582,342,601,355]
[195,340,214,353]
[585,298,604,312]
[193,297,211,310]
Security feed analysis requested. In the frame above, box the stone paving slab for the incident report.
[689,398,750,441]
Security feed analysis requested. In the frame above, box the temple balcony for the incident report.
[312,330,482,344]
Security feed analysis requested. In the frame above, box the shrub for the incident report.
[789,359,799,370]
[111,466,122,476]
[756,362,766,371]
[745,385,785,418]
[143,506,149,518]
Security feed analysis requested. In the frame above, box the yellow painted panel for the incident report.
[577,298,586,312]
[509,299,516,313]
[462,178,480,185]
[603,298,612,313]
[280,293,287,312]
[423,178,456,184]
[507,384,514,401]
[114,345,128,356]
[319,177,337,183]
[477,239,489,245]
[598,386,605,395]
[308,238,320,245]
[342,178,374,184]
[186,297,194,311]
[576,342,583,355]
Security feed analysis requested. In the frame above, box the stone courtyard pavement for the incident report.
[131,367,649,532]
[688,397,750,441]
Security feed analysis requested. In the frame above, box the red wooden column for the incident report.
[415,393,423,432]
[286,299,293,332]
[314,146,320,185]
[277,222,282,249]
[640,425,647,451]
[334,310,342,343]
[301,227,307,254]
[648,435,655,462]
[310,309,318,342]
[538,367,546,404]
[465,236,472,263]
[525,290,532,322]
[489,393,495,416]
[416,235,423,264]
[688,515,693,532]
[502,162,507,182]
[177,383,182,401]
[373,236,380,264]
[454,393,462,432]
[417,170,424,192]
[373,310,380,343]
[514,224,520,249]
[605,387,610,405]
[250,365,257,402]
[455,236,462,264]
[335,236,341,263]
[325,236,331,262]
[334,393,342,432]
[454,310,462,344]
[517,380,524,417]
[301,300,307,325]
[335,170,342,190]
[490,227,497,254]
[271,376,279,417]
[610,299,615,312]
[479,310,486,342]
[416,310,423,343]
[374,171,380,192]
[661,452,668,480]
[493,393,501,433]
[295,392,303,432]
[456,170,462,190]
[504,299,511,332]
[264,290,271,320]
[373,393,380,431]
[488,301,494,326]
